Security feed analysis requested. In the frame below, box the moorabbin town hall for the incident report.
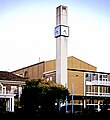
[12,55,110,113]
[1,5,110,113]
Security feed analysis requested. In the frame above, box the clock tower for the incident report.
[54,5,69,87]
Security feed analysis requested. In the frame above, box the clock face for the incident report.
[54,25,69,38]
[54,26,60,38]
[61,25,69,37]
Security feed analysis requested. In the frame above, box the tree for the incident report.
[20,79,70,113]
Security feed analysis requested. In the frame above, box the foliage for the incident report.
[20,79,70,113]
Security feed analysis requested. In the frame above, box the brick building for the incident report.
[12,56,110,112]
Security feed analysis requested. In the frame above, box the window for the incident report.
[11,86,18,94]
[92,73,98,80]
[92,74,95,80]
[85,73,91,81]
[24,71,28,78]
[50,77,52,81]
[99,75,102,81]
[0,83,3,94]
[95,86,98,93]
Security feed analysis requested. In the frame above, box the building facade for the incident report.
[12,56,110,112]
[0,71,26,112]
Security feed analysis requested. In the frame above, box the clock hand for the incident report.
[55,30,58,35]
[63,30,67,35]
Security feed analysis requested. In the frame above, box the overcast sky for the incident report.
[0,0,110,72]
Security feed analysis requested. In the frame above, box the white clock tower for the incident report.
[54,5,69,87]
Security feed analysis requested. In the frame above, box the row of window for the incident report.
[0,84,22,94]
[85,73,110,81]
[86,85,110,95]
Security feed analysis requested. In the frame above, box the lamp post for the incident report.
[66,95,68,113]
[72,83,74,114]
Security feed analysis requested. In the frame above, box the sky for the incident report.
[0,0,110,72]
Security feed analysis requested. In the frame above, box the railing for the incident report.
[86,92,110,97]
[86,80,110,86]
[0,90,17,95]
[86,92,98,96]
[0,83,18,95]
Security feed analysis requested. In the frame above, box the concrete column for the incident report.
[18,85,22,99]
[18,85,22,107]
[83,99,86,109]
[9,98,11,111]
[0,83,3,94]
[11,97,14,112]
[97,100,100,111]
[55,5,69,87]
[8,97,14,112]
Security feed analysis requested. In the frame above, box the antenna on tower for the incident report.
[39,57,40,62]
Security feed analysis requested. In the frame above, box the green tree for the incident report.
[20,79,70,113]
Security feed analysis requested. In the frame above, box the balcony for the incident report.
[86,92,110,97]
[86,80,110,86]
[0,90,17,95]
[0,83,17,95]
